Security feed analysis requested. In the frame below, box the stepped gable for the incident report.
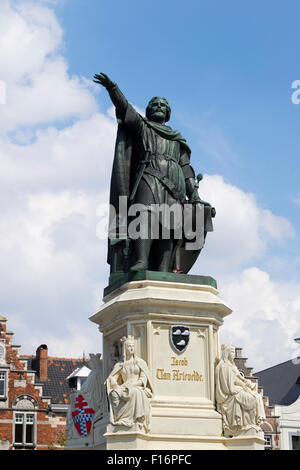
[234,347,254,378]
[0,315,92,450]
[234,347,281,450]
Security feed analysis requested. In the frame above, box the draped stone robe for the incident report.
[215,358,266,436]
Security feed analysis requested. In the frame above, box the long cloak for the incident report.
[107,105,213,272]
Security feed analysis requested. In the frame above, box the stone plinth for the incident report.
[90,275,233,449]
[65,272,265,450]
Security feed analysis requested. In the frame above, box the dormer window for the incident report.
[67,365,91,391]
[68,376,87,391]
[77,377,87,390]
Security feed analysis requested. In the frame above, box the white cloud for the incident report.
[0,0,111,355]
[218,267,300,371]
[0,0,98,133]
[192,174,295,276]
[1,59,97,132]
[0,185,109,355]
[8,312,102,358]
[0,1,63,82]
[0,112,116,192]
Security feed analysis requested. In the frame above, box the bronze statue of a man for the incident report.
[94,73,215,275]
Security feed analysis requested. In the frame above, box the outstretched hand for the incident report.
[93,72,114,89]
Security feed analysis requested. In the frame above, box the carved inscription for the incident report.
[171,356,188,366]
[155,357,203,382]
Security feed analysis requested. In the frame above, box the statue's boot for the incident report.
[130,238,151,272]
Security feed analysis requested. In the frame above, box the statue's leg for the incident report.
[130,236,152,271]
[154,235,175,272]
[130,179,155,272]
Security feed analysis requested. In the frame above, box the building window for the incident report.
[68,376,87,391]
[0,371,6,398]
[0,344,5,364]
[78,377,87,390]
[292,435,300,450]
[264,434,273,450]
[14,413,35,449]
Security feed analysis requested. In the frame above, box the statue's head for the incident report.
[221,343,235,362]
[120,335,135,361]
[146,96,171,123]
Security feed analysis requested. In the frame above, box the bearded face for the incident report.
[146,97,171,123]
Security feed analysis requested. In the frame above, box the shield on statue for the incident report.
[71,394,95,437]
[170,325,190,353]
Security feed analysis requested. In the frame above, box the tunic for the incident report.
[108,84,195,208]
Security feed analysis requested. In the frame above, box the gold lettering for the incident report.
[171,356,188,367]
[156,367,203,382]
[172,369,181,381]
[156,368,171,380]
[172,369,203,381]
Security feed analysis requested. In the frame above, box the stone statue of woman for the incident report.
[105,336,154,432]
[215,343,266,437]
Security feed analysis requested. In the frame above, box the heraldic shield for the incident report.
[71,394,95,437]
[170,325,190,353]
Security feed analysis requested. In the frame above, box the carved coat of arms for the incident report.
[71,394,95,437]
[170,325,190,353]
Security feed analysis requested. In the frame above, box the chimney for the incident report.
[36,344,48,380]
[235,347,243,358]
[0,316,7,334]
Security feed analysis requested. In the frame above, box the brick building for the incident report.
[234,347,281,450]
[0,316,86,450]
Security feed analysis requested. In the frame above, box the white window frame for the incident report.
[0,343,5,364]
[289,430,300,450]
[13,412,36,449]
[264,433,273,450]
[0,370,7,398]
[77,376,87,391]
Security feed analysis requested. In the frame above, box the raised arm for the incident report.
[93,72,143,132]
[93,72,128,119]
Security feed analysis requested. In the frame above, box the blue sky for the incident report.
[56,0,300,270]
[0,0,299,371]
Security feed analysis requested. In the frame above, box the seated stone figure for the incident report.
[215,343,265,437]
[105,336,154,433]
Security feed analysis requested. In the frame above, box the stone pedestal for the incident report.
[86,273,264,450]
[65,272,265,450]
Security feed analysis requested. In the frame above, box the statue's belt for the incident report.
[143,167,186,203]
[130,151,184,203]
[143,153,178,163]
